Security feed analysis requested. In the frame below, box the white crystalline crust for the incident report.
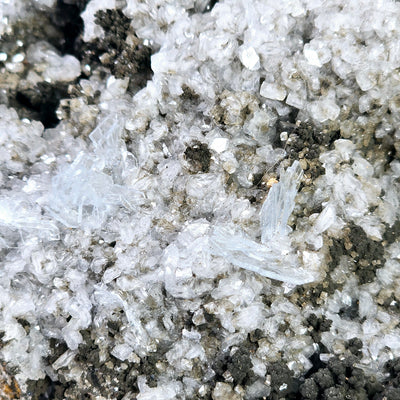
[122,0,400,123]
[0,0,400,396]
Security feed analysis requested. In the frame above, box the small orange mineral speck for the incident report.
[266,177,278,188]
[0,362,21,399]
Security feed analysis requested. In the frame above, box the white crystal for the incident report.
[3,0,400,389]
[212,382,240,400]
[352,156,374,178]
[313,203,336,235]
[0,194,59,242]
[304,47,322,67]
[309,98,340,122]
[246,380,270,399]
[26,41,81,82]
[260,82,287,101]
[355,69,377,91]
[48,152,133,228]
[358,291,377,319]
[260,161,303,242]
[238,46,260,70]
[137,378,182,400]
[303,42,331,68]
[12,53,24,63]
[111,344,133,361]
[233,304,265,331]
[334,139,356,162]
[30,0,56,8]
[210,137,229,153]
[89,114,127,166]
[61,323,83,350]
[286,91,306,109]
[222,157,239,174]
[52,350,77,370]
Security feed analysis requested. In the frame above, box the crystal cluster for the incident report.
[0,0,400,399]
[211,161,320,285]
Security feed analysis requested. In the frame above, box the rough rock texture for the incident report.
[0,0,400,399]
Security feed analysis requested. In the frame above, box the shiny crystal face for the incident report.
[0,0,400,399]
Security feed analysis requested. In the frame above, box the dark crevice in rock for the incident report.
[49,0,89,56]
[26,376,66,400]
[15,82,70,128]
[188,0,219,15]
[0,1,88,58]
[203,0,219,13]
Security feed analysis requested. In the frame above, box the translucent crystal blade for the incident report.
[260,160,303,244]
[210,226,317,285]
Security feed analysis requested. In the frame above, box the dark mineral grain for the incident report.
[306,313,332,343]
[383,220,400,245]
[212,343,256,387]
[266,361,301,400]
[298,352,384,400]
[185,142,212,173]
[345,337,363,356]
[329,222,385,284]
[80,9,151,82]
[274,120,340,180]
